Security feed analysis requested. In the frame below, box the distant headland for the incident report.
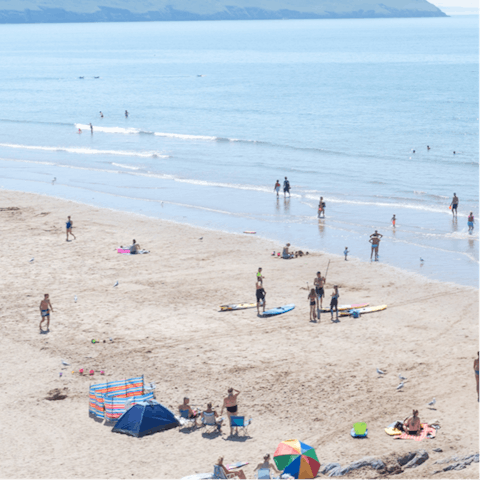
[0,0,447,24]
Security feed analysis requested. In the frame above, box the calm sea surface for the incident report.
[0,16,478,286]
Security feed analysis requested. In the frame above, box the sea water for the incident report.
[0,16,478,286]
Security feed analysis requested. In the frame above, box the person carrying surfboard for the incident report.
[256,281,266,315]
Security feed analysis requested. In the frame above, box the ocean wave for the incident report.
[111,163,141,170]
[0,143,169,158]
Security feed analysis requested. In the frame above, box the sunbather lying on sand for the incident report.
[403,409,421,435]
[216,457,246,479]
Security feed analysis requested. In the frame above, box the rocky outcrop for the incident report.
[0,1,447,24]
[433,453,479,474]
[321,457,386,477]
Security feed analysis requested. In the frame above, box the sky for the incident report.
[431,0,478,7]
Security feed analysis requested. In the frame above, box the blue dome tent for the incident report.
[112,401,179,437]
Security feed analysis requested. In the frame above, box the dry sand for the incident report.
[0,190,478,479]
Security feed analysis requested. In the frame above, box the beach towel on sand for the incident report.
[118,248,150,255]
[395,424,436,441]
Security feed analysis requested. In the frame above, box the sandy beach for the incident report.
[0,189,478,479]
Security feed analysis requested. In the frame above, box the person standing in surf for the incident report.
[369,230,382,261]
[468,212,475,232]
[391,214,396,228]
[283,177,291,197]
[450,193,459,217]
[125,110,129,118]
[273,180,281,197]
[89,123,93,134]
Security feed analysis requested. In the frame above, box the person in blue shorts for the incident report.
[283,177,291,197]
[39,294,54,332]
[450,193,459,217]
[66,216,76,241]
[468,212,475,232]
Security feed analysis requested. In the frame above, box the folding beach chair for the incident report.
[257,468,280,480]
[201,412,223,434]
[179,409,196,429]
[229,416,252,435]
[351,422,368,438]
[213,465,235,479]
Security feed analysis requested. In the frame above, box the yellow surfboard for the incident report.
[385,427,402,436]
[339,305,387,317]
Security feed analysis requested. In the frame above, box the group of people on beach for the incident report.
[308,271,339,322]
[273,177,291,197]
[178,387,242,436]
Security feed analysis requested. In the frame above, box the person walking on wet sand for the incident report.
[450,193,459,217]
[468,212,475,232]
[330,285,339,321]
[283,177,291,197]
[66,216,76,241]
[474,352,479,401]
[370,230,382,261]
[391,214,396,228]
[220,388,241,435]
[256,281,266,315]
[308,288,317,322]
[273,180,281,197]
[39,294,53,332]
[318,197,325,218]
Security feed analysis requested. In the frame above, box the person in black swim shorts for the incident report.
[314,271,325,309]
[221,388,241,435]
[450,193,459,217]
[256,281,266,315]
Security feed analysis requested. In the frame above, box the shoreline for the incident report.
[1,186,477,292]
[0,189,478,479]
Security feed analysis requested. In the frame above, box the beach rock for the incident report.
[328,457,385,477]
[403,450,429,468]
[397,452,416,466]
[432,448,443,453]
[432,453,478,473]
[321,463,341,475]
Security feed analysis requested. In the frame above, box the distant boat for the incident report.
[79,76,84,79]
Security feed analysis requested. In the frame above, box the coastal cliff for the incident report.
[0,0,446,24]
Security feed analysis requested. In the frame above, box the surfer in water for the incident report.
[125,110,129,118]
[100,111,104,118]
[468,212,475,232]
[77,128,82,134]
[256,281,266,315]
[450,193,459,217]
[273,180,281,197]
[314,271,325,309]
[89,123,93,134]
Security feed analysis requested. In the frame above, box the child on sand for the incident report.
[308,288,317,322]
[344,247,349,260]
[39,294,53,332]
[330,286,339,321]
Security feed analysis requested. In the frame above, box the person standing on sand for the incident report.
[450,193,459,217]
[273,180,281,197]
[39,294,53,332]
[474,352,479,401]
[314,271,325,309]
[66,216,76,241]
[256,281,266,315]
[308,288,317,322]
[344,247,349,261]
[330,285,339,321]
[220,388,241,435]
[283,177,291,197]
[468,212,475,232]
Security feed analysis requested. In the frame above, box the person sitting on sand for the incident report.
[474,352,479,401]
[403,409,421,435]
[282,243,294,259]
[178,397,198,426]
[308,288,317,322]
[254,454,281,478]
[256,281,266,315]
[220,388,240,435]
[202,402,223,431]
[129,239,140,254]
[216,457,246,479]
